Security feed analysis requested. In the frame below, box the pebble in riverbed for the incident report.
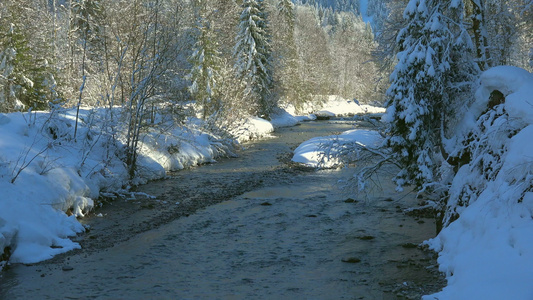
[341,257,361,263]
[62,265,74,271]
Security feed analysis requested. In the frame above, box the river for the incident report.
[0,120,445,299]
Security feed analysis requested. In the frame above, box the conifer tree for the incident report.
[0,22,56,112]
[71,0,104,61]
[278,0,296,26]
[275,0,307,109]
[234,0,274,117]
[189,19,222,120]
[383,0,459,189]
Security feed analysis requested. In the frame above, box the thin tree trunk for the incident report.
[470,0,491,70]
[74,20,89,141]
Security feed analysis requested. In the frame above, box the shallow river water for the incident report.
[0,120,445,299]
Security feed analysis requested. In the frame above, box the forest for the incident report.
[1,0,531,178]
[1,0,533,298]
[0,0,384,176]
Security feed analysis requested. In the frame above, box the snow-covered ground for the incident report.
[284,95,385,119]
[0,96,384,267]
[423,66,533,299]
[0,108,235,265]
[289,96,386,169]
[312,95,385,118]
[288,96,385,168]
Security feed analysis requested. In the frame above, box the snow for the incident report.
[0,96,385,266]
[269,107,300,128]
[283,104,317,122]
[312,95,385,118]
[288,96,385,168]
[0,108,234,265]
[424,66,533,300]
[231,116,275,143]
[292,129,383,168]
[453,65,533,143]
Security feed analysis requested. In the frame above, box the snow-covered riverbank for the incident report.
[290,67,533,300]
[0,107,237,265]
[0,96,381,267]
[422,66,533,300]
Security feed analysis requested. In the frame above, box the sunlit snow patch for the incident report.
[292,129,383,168]
[232,117,274,143]
[423,66,533,300]
[316,96,385,118]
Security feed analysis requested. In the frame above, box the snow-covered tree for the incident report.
[189,19,222,120]
[440,0,479,133]
[278,0,296,26]
[234,0,274,117]
[273,0,308,109]
[0,22,57,112]
[383,0,459,189]
[71,0,104,60]
[0,44,19,111]
[294,5,334,98]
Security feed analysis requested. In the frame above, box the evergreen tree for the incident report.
[0,22,57,112]
[383,0,459,189]
[441,0,479,133]
[189,19,222,120]
[234,0,274,117]
[275,0,307,109]
[0,31,19,111]
[71,0,104,59]
[278,0,296,28]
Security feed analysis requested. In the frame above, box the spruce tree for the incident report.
[189,19,222,120]
[275,0,306,110]
[71,0,104,61]
[0,22,56,112]
[0,37,18,111]
[234,0,274,118]
[278,0,296,27]
[383,0,457,189]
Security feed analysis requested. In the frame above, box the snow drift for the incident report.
[292,129,383,168]
[311,95,385,118]
[424,66,533,300]
[0,108,235,265]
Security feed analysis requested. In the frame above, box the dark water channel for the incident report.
[0,120,445,299]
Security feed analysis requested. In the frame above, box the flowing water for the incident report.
[0,120,445,299]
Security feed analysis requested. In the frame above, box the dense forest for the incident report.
[0,0,386,176]
[0,0,382,114]
[1,1,533,296]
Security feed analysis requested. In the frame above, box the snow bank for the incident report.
[313,95,385,118]
[280,104,317,122]
[269,108,300,128]
[292,129,383,168]
[135,128,230,182]
[424,66,533,300]
[0,108,234,265]
[0,98,386,265]
[452,66,533,145]
[281,95,385,121]
[231,116,275,143]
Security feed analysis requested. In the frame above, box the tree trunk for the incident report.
[469,0,491,70]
